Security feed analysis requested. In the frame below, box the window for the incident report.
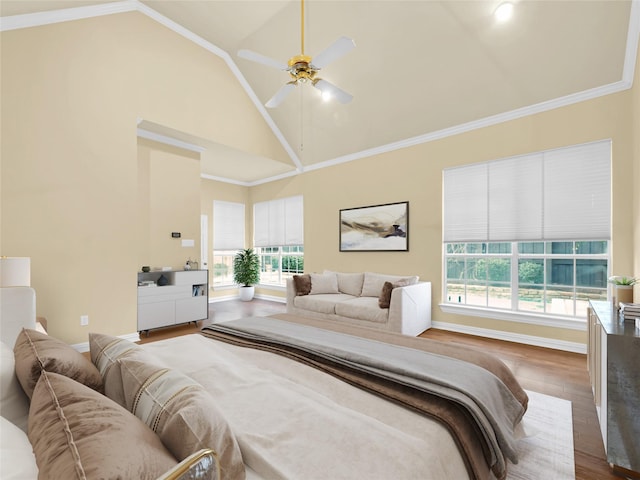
[444,241,608,317]
[254,196,304,287]
[213,201,245,287]
[255,245,304,286]
[443,140,611,321]
[211,250,236,287]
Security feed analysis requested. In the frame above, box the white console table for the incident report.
[137,270,208,334]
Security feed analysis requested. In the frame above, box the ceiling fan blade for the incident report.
[311,36,356,69]
[313,79,353,104]
[237,49,288,70]
[265,83,296,108]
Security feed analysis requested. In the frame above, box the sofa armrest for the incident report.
[388,282,432,336]
[286,278,296,309]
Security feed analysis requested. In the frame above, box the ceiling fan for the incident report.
[237,0,355,108]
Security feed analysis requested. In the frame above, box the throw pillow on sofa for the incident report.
[378,280,411,309]
[309,273,339,295]
[361,272,418,298]
[292,274,312,296]
[323,271,364,297]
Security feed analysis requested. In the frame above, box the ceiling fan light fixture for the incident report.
[494,2,514,22]
[238,0,354,108]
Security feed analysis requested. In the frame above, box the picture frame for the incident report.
[339,201,409,252]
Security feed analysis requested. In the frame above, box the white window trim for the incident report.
[438,303,587,331]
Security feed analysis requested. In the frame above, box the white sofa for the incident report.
[286,271,431,336]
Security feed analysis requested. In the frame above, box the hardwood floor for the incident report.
[139,298,626,480]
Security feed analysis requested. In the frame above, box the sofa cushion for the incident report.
[1,341,29,431]
[1,415,39,479]
[378,280,412,309]
[28,371,177,480]
[335,297,389,323]
[14,328,103,399]
[361,272,419,297]
[293,293,355,314]
[324,271,364,297]
[292,274,311,296]
[310,273,339,294]
[118,358,246,480]
[89,332,166,408]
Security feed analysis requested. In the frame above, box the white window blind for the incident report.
[213,201,245,250]
[443,140,611,242]
[254,195,304,247]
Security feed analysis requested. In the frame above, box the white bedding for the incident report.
[142,333,470,480]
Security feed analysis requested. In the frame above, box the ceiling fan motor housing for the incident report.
[288,54,317,83]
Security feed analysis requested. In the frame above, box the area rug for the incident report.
[508,390,575,480]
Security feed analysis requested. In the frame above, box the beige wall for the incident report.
[137,139,201,270]
[1,12,637,347]
[250,86,637,345]
[0,12,287,344]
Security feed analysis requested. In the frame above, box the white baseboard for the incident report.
[254,293,286,303]
[431,321,587,354]
[71,332,140,353]
[209,293,286,304]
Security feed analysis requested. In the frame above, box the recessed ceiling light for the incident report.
[494,2,514,22]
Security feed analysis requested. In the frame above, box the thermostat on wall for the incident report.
[171,232,181,238]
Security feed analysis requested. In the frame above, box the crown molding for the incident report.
[283,0,640,179]
[200,167,300,187]
[0,0,300,174]
[623,0,640,84]
[137,128,205,153]
[200,173,251,187]
[307,79,632,173]
[0,0,136,31]
[3,0,638,187]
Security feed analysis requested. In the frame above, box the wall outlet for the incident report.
[80,315,89,326]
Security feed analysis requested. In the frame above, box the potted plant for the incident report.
[233,248,260,301]
[608,275,637,308]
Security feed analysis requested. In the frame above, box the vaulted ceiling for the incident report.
[2,0,638,185]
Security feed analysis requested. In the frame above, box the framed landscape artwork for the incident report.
[340,201,409,252]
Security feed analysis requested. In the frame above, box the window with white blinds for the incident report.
[443,140,611,242]
[213,201,245,250]
[254,195,304,247]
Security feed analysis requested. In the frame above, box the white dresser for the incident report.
[137,270,208,334]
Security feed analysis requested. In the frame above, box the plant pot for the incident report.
[614,285,633,309]
[238,286,255,302]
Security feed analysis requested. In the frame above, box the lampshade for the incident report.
[0,257,31,287]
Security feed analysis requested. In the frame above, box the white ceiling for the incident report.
[2,0,638,185]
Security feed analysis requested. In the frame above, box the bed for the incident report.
[2,310,530,480]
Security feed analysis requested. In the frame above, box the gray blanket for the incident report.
[203,317,525,480]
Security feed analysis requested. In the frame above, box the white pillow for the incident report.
[0,416,38,479]
[309,273,339,295]
[0,341,29,432]
[324,271,364,297]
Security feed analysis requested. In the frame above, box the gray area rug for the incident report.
[508,390,575,480]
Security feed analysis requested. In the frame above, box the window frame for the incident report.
[210,250,237,288]
[441,240,609,329]
[255,245,304,288]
